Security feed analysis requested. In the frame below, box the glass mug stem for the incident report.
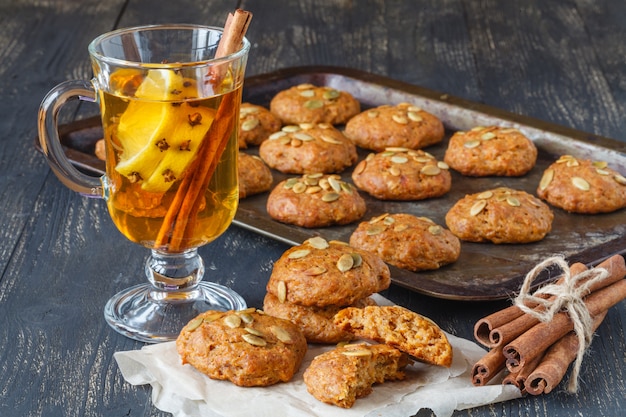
[38,24,250,342]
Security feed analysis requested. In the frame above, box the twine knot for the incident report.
[513,256,609,393]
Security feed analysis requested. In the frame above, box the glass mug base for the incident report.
[104,281,247,343]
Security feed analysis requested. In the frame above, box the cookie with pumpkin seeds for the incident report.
[265,237,390,308]
[351,147,452,200]
[270,83,360,125]
[263,292,377,344]
[445,187,553,244]
[266,173,366,228]
[259,122,357,174]
[444,126,537,177]
[350,213,460,271]
[238,152,273,198]
[536,155,626,213]
[344,103,444,152]
[238,103,282,148]
[176,308,307,387]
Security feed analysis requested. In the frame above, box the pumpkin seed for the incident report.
[242,333,267,347]
[414,156,432,163]
[386,147,410,153]
[300,122,315,130]
[239,312,254,324]
[241,118,260,131]
[186,317,204,331]
[388,166,401,176]
[596,169,610,176]
[351,253,363,268]
[369,213,389,223]
[337,253,355,272]
[428,225,442,235]
[476,191,493,200]
[307,236,329,249]
[367,110,379,118]
[383,216,395,225]
[464,140,481,149]
[341,348,372,357]
[224,314,242,329]
[421,165,441,176]
[271,326,293,344]
[304,99,324,109]
[304,266,327,276]
[240,106,259,116]
[321,134,342,144]
[394,224,409,232]
[437,161,450,170]
[290,139,303,147]
[288,249,311,259]
[323,89,340,100]
[283,126,301,134]
[615,174,626,185]
[572,177,590,191]
[481,132,496,140]
[269,131,288,140]
[296,83,314,89]
[407,105,422,112]
[305,185,322,194]
[283,178,298,189]
[539,169,554,190]
[471,126,486,131]
[367,225,385,236]
[328,176,342,192]
[392,114,409,124]
[566,159,580,167]
[292,182,307,194]
[322,192,340,202]
[298,89,315,97]
[470,200,487,216]
[293,132,314,141]
[407,111,423,122]
[391,155,408,164]
[244,327,265,337]
[506,196,521,207]
[592,160,608,169]
[277,281,287,303]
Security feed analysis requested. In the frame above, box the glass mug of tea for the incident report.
[38,24,250,342]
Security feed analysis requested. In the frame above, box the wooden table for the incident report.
[1,0,624,416]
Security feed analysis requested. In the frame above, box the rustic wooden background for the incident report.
[0,0,624,416]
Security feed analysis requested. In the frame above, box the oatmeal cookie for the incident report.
[263,293,376,344]
[266,237,391,308]
[176,308,307,387]
[238,152,273,198]
[270,83,360,125]
[352,147,451,200]
[238,103,282,148]
[536,155,626,213]
[445,187,554,243]
[349,213,460,271]
[303,343,409,408]
[334,305,453,367]
[259,123,357,174]
[443,126,537,176]
[344,103,445,152]
[266,173,366,228]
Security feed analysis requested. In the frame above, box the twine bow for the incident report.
[514,256,609,393]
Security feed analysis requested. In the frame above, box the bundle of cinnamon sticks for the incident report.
[471,254,626,395]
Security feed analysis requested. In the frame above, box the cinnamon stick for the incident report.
[525,310,607,395]
[471,346,507,386]
[503,277,626,373]
[475,262,587,349]
[155,9,251,251]
[502,352,545,394]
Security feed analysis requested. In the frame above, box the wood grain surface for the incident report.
[0,0,624,416]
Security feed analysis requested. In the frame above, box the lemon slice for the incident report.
[115,69,188,182]
[142,104,216,193]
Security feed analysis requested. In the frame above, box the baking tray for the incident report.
[37,66,626,301]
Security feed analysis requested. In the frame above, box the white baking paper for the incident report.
[114,299,521,417]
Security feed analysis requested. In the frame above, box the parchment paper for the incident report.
[114,297,521,417]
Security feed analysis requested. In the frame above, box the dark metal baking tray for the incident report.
[37,66,626,301]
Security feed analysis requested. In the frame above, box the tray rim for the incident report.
[36,65,626,301]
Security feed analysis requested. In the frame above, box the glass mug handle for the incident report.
[38,79,104,198]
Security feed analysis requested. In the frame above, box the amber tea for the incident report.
[101,68,240,251]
